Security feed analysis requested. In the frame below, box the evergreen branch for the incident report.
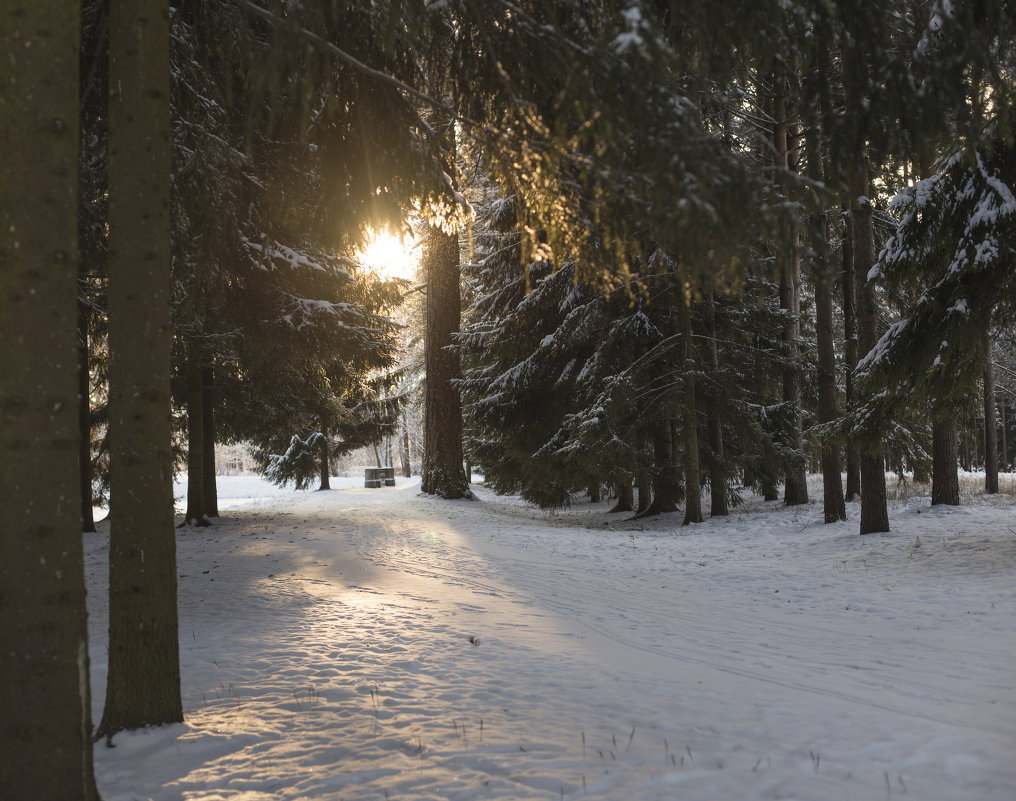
[223,0,504,152]
[225,0,448,114]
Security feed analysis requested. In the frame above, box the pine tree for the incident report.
[857,140,1016,499]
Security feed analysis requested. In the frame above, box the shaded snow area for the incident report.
[86,476,1016,800]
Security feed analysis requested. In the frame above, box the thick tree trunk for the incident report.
[773,61,808,507]
[678,285,703,524]
[78,293,97,533]
[643,423,679,515]
[98,0,183,739]
[807,128,846,523]
[853,169,889,535]
[609,481,635,513]
[0,5,101,796]
[183,355,208,526]
[588,483,601,502]
[984,345,999,494]
[842,214,861,500]
[202,366,219,516]
[421,220,470,499]
[703,285,728,517]
[931,418,960,505]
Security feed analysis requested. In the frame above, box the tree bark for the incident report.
[400,411,412,477]
[609,481,635,513]
[815,253,846,522]
[984,343,999,494]
[806,125,846,523]
[98,0,183,739]
[318,425,331,491]
[842,214,861,500]
[853,169,889,534]
[642,423,679,515]
[421,220,470,498]
[1000,390,1008,472]
[703,284,728,516]
[588,483,601,503]
[773,64,808,507]
[183,354,208,526]
[0,4,101,796]
[931,418,960,505]
[677,284,703,524]
[202,366,219,516]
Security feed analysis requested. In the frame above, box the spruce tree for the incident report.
[857,140,1016,502]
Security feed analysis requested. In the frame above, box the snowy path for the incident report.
[87,476,1016,800]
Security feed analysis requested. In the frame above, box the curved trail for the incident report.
[301,484,1013,739]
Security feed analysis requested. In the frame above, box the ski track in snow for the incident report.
[86,475,1016,800]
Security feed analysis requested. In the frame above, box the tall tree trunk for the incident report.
[400,411,412,477]
[421,220,470,498]
[678,284,703,524]
[202,366,219,517]
[183,354,208,526]
[609,481,635,513]
[643,423,679,515]
[815,256,846,522]
[588,483,601,502]
[1000,390,1008,472]
[98,0,183,739]
[842,214,861,500]
[984,342,999,494]
[773,60,809,507]
[0,4,101,796]
[918,157,960,503]
[78,290,97,533]
[703,284,728,516]
[852,169,890,535]
[931,418,960,505]
[318,425,331,491]
[806,127,846,523]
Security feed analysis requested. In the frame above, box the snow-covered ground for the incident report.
[85,475,1016,800]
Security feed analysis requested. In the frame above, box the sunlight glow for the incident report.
[359,230,417,280]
